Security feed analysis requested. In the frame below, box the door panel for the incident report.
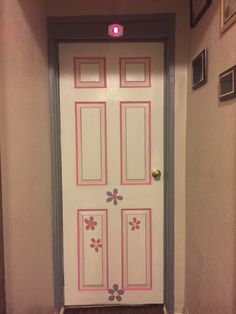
[120,101,151,185]
[59,42,164,306]
[75,102,107,185]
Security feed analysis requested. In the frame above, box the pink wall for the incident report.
[0,0,189,313]
[0,0,54,313]
[185,1,236,313]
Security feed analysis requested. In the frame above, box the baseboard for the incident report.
[183,305,190,314]
[54,307,64,314]
[163,305,184,314]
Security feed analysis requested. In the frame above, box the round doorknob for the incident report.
[152,169,161,181]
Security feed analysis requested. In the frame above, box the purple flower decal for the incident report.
[129,217,141,231]
[90,238,102,252]
[106,188,123,206]
[84,216,97,231]
[108,284,125,302]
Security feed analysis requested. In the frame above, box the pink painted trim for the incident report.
[77,209,109,291]
[148,102,152,187]
[120,103,123,185]
[75,102,79,186]
[120,102,151,185]
[73,57,107,88]
[124,106,147,182]
[75,102,107,186]
[121,208,124,289]
[149,208,153,290]
[79,107,103,181]
[121,208,152,291]
[119,57,151,88]
[104,104,108,186]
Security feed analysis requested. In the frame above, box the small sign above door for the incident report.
[108,24,124,38]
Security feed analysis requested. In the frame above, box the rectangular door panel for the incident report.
[120,102,151,185]
[75,102,107,186]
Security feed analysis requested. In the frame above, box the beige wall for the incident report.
[185,0,236,313]
[0,0,54,313]
[0,0,188,313]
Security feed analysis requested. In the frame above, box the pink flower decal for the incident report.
[84,216,97,231]
[108,284,125,302]
[106,188,123,206]
[129,217,141,231]
[90,238,102,252]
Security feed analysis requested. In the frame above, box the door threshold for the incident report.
[65,304,164,308]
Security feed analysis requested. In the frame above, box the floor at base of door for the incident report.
[64,305,164,314]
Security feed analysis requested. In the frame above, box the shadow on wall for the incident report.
[17,0,48,57]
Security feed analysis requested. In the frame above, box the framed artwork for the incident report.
[192,49,208,90]
[221,0,236,32]
[190,0,212,27]
[219,65,236,101]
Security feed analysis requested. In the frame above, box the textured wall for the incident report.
[0,0,188,313]
[185,0,236,313]
[47,1,188,313]
[0,0,54,313]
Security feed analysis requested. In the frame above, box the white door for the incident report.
[59,42,164,306]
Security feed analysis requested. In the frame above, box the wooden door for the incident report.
[59,42,164,306]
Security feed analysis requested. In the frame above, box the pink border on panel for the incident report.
[124,106,147,182]
[75,102,107,186]
[77,209,109,291]
[119,57,151,88]
[120,101,151,185]
[80,107,103,181]
[121,208,152,291]
[73,57,107,88]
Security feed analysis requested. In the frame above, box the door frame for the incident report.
[48,14,175,314]
[0,156,6,314]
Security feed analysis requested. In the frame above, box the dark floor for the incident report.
[65,305,164,314]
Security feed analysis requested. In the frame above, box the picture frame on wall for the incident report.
[190,0,212,27]
[192,49,208,90]
[221,0,236,32]
[219,65,236,101]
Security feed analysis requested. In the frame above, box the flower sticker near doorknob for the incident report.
[106,188,123,206]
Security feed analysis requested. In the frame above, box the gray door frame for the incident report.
[0,156,6,314]
[48,14,175,314]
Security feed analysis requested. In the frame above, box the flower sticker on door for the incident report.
[90,238,102,252]
[129,217,141,231]
[108,284,125,302]
[84,216,97,231]
[106,188,123,206]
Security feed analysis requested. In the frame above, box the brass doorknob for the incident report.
[152,169,161,181]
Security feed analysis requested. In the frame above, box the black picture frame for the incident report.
[192,49,207,90]
[219,65,236,101]
[190,0,212,28]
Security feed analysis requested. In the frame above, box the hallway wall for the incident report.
[47,1,188,313]
[0,0,54,313]
[185,0,236,313]
[0,0,188,313]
